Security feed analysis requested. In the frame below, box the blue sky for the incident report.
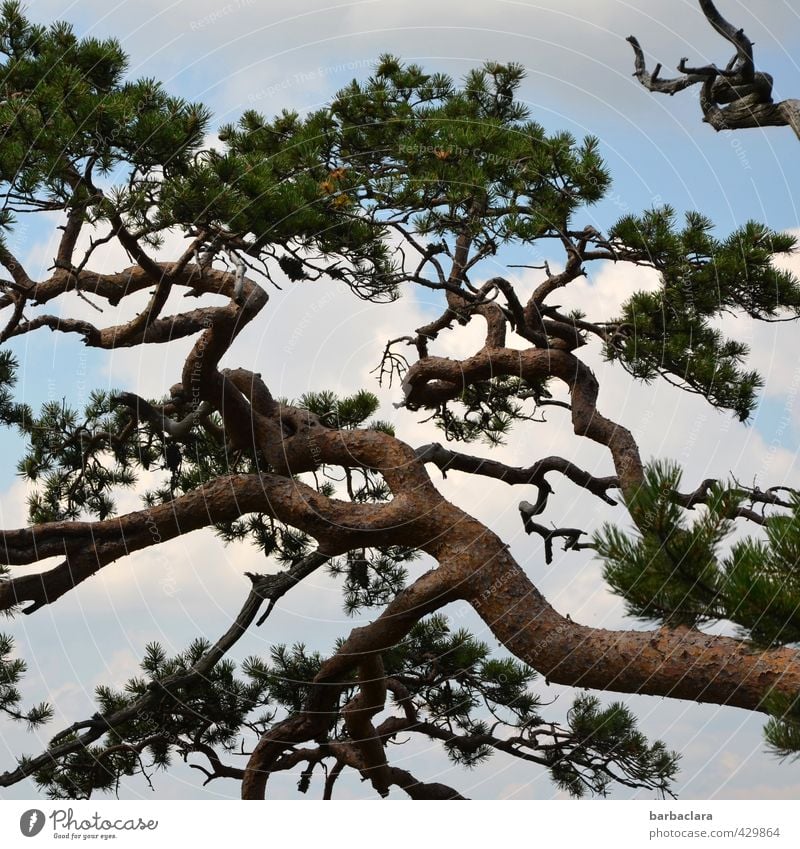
[3,0,800,801]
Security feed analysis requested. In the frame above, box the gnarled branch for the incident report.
[628,1,800,140]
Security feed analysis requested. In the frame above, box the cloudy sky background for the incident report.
[2,0,800,800]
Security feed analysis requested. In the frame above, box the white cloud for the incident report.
[23,0,800,129]
[4,0,800,802]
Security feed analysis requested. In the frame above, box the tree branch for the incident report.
[0,574,270,788]
[0,473,414,614]
[416,442,618,504]
[341,653,392,797]
[628,2,800,140]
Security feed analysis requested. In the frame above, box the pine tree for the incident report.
[1,1,799,799]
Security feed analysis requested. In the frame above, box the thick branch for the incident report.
[386,767,467,800]
[341,653,392,797]
[698,0,754,77]
[319,740,468,799]
[0,241,34,292]
[628,3,800,141]
[0,474,417,613]
[403,347,643,492]
[241,566,457,798]
[241,482,800,798]
[112,392,213,441]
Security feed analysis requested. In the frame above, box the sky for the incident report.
[2,0,800,801]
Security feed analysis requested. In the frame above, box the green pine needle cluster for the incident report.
[7,615,678,799]
[327,546,416,615]
[605,209,800,421]
[0,350,27,430]
[596,460,735,628]
[297,388,380,429]
[0,633,53,728]
[763,692,800,762]
[33,638,270,800]
[0,0,209,232]
[551,694,678,798]
[17,390,136,523]
[595,460,800,646]
[595,461,800,758]
[434,375,552,446]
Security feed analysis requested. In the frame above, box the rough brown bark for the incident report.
[3,70,799,796]
[402,346,644,491]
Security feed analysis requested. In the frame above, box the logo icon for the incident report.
[19,810,45,837]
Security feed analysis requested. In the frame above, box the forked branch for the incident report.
[628,0,800,139]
